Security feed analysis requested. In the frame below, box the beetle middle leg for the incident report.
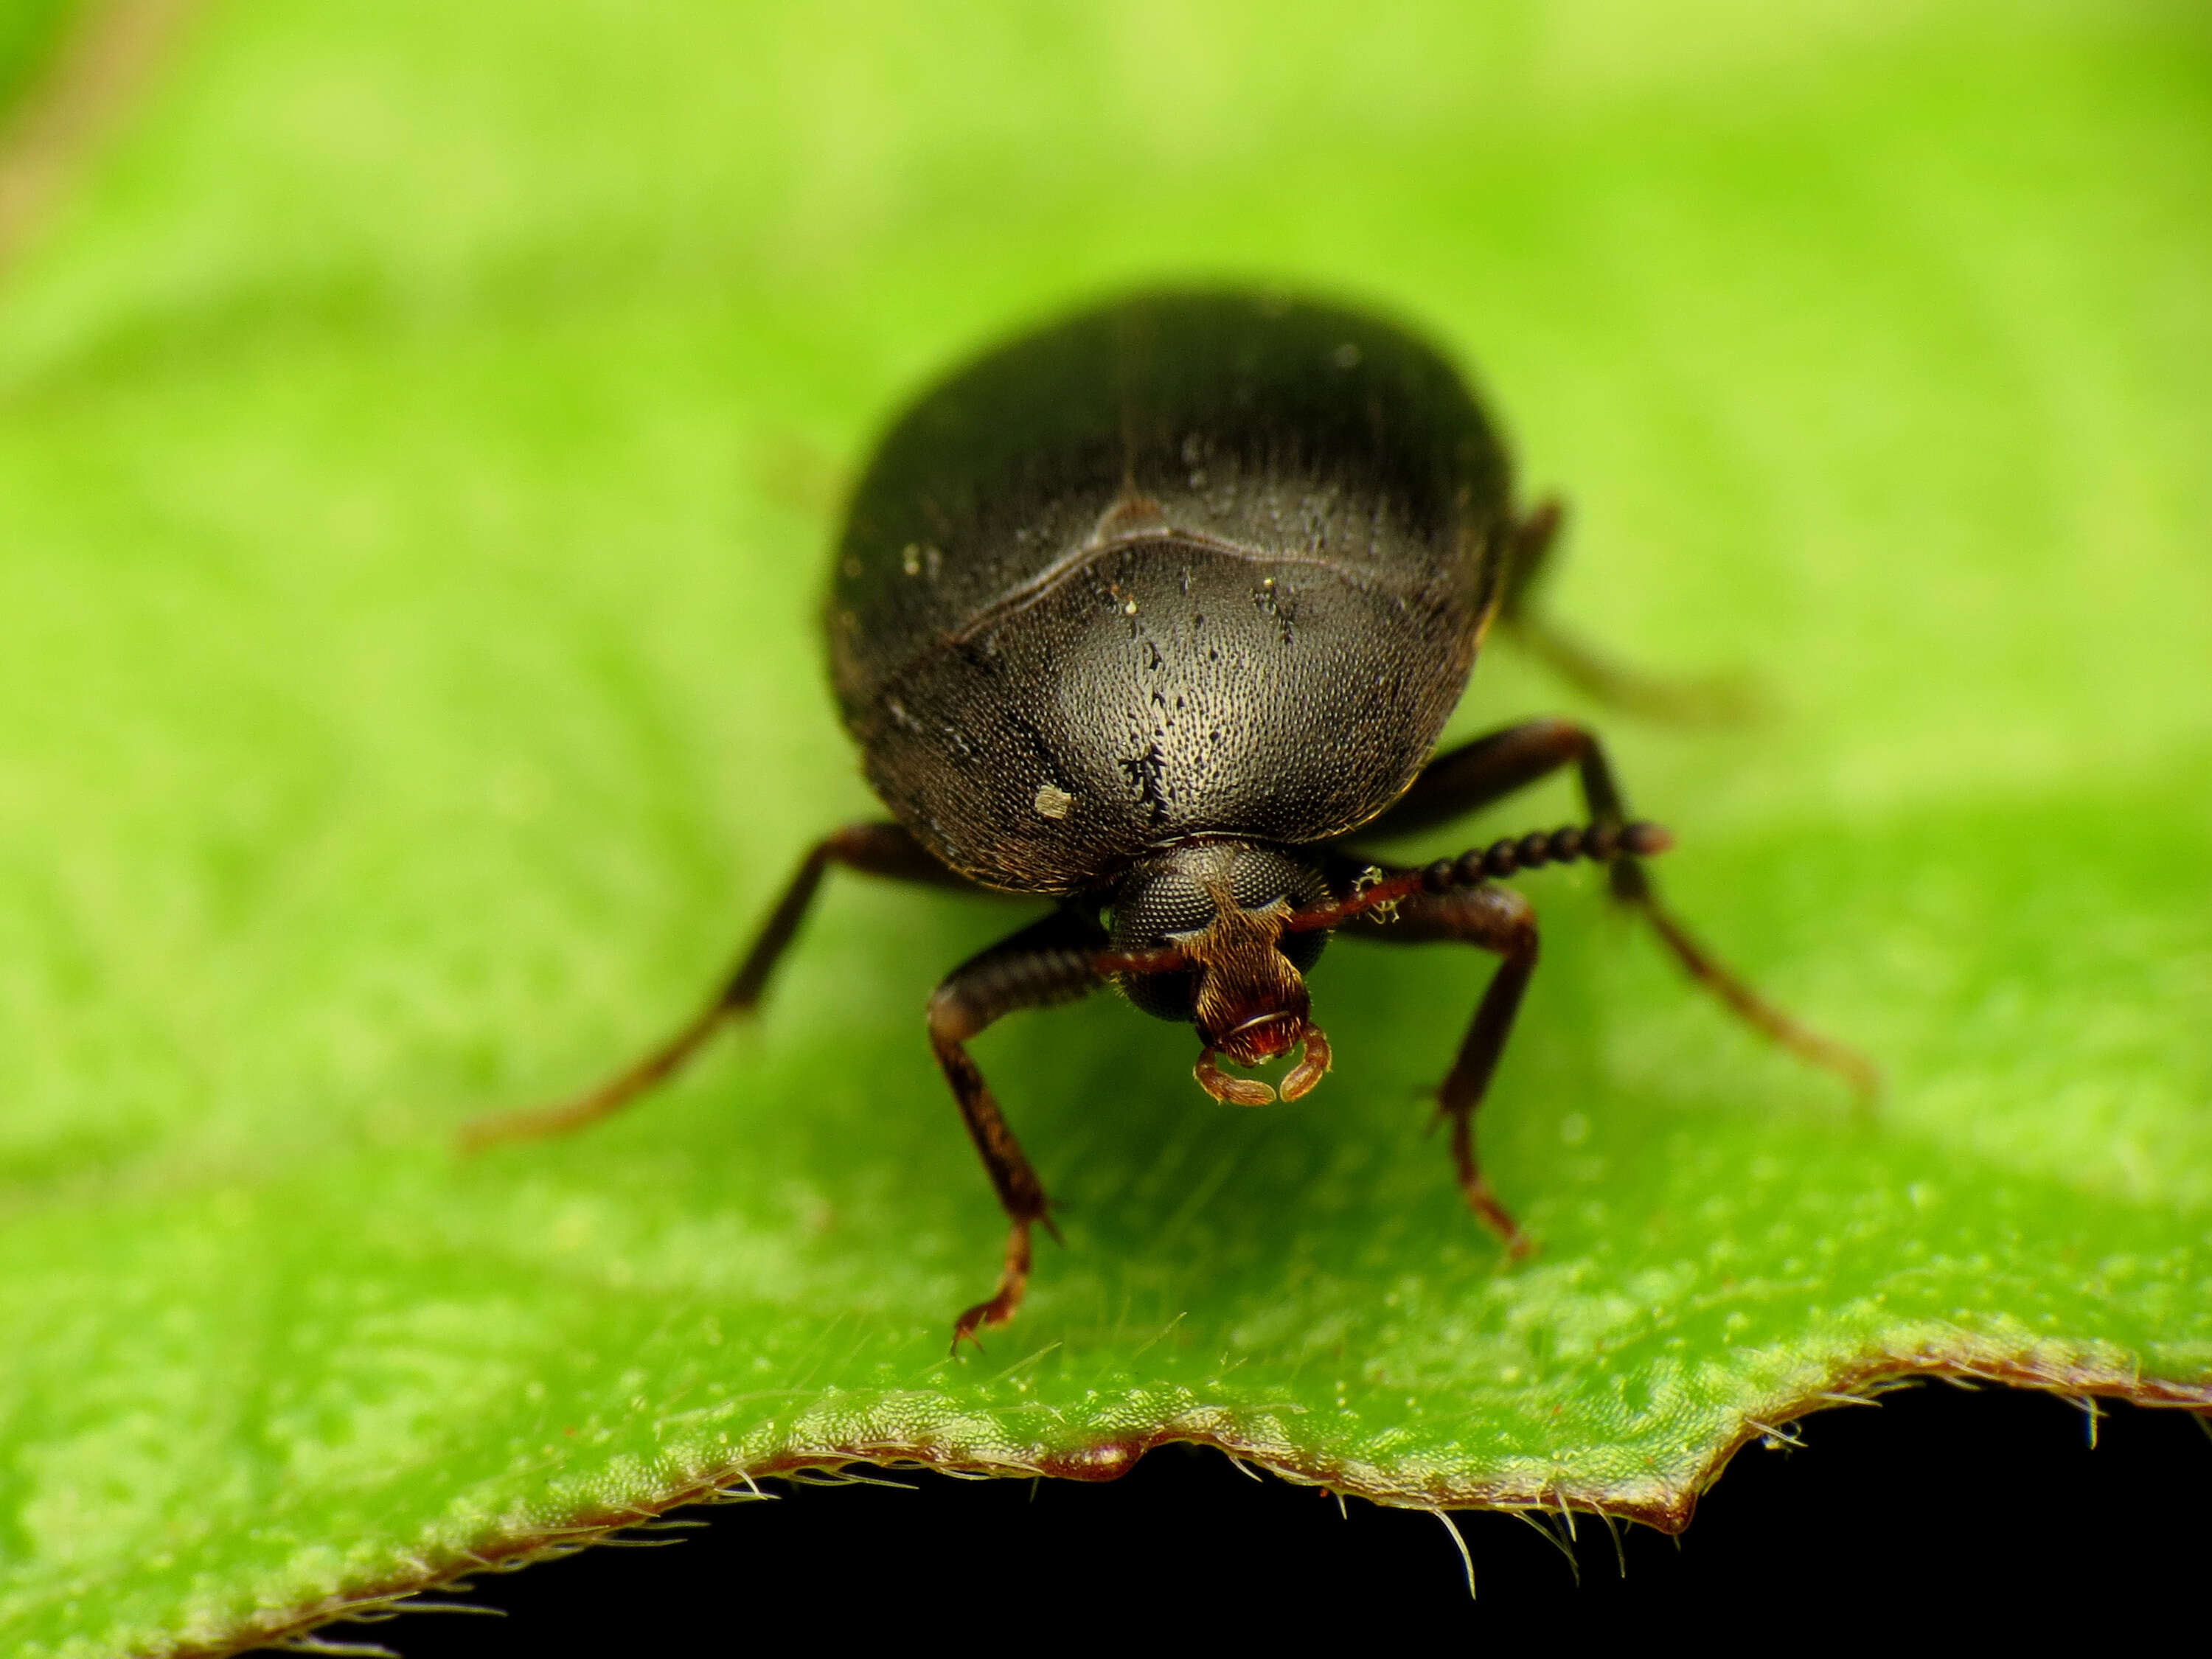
[925,906,1110,1349]
[1354,718,1877,1093]
[1500,497,1753,723]
[462,821,992,1151]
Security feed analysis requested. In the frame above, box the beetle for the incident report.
[466,290,1871,1345]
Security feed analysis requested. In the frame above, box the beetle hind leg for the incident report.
[1500,497,1757,726]
[1635,900,1879,1099]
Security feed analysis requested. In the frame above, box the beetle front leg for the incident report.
[462,821,988,1151]
[925,908,1109,1349]
[1341,880,1540,1253]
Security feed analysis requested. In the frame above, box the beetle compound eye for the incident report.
[1107,864,1217,956]
[1225,846,1332,974]
[1119,966,1199,1023]
[1107,845,1329,956]
[1107,860,1214,1023]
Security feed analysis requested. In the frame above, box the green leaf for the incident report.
[4,1,2209,1651]
[0,0,74,119]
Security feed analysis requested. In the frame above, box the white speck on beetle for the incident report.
[1033,783,1074,820]
[1122,598,1138,616]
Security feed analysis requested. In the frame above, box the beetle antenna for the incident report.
[1091,941,1191,977]
[1283,819,1674,934]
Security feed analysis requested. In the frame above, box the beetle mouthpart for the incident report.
[1195,1046,1276,1107]
[1217,1009,1303,1066]
[1196,1016,1331,1107]
[1279,1024,1332,1101]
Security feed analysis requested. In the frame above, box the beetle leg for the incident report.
[1353,715,1660,912]
[1349,720,1877,1096]
[1336,877,1540,1254]
[1499,497,1754,723]
[1354,717,1626,848]
[926,908,1110,1350]
[461,821,993,1152]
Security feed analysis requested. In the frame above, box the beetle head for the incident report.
[1107,842,1334,1105]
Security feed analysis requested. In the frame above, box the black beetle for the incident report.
[468,291,1871,1345]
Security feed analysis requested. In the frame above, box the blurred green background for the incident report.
[1,1,2208,1652]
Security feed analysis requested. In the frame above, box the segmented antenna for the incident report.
[1092,819,1674,975]
[1422,819,1672,888]
[1280,819,1673,935]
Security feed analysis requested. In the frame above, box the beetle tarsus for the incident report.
[1445,1067,1534,1257]
[456,1002,731,1152]
[952,1217,1036,1352]
[1501,496,1759,726]
[1458,1163,1534,1260]
[1637,899,1882,1100]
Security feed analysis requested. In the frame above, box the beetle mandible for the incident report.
[467,291,1873,1346]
